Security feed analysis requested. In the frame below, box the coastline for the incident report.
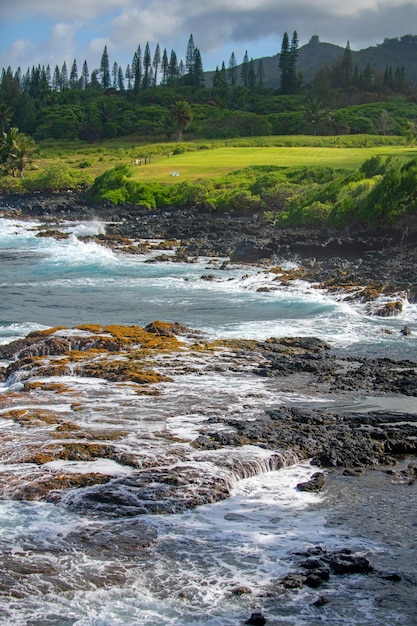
[1,190,417,303]
[1,192,417,623]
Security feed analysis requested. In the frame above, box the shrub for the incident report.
[25,163,77,192]
[85,164,132,203]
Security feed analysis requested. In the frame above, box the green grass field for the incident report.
[32,135,416,187]
[127,145,416,183]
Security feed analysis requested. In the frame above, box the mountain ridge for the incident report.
[205,34,417,88]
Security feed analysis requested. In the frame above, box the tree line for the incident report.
[1,30,417,166]
[0,32,300,104]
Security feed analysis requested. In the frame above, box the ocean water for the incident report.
[0,217,416,625]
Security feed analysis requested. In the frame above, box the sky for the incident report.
[0,0,417,76]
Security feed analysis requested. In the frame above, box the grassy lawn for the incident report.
[127,145,416,183]
[31,136,416,187]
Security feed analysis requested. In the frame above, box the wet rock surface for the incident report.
[0,195,416,616]
[0,323,416,517]
[1,192,417,303]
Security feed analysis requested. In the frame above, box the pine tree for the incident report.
[241,51,249,87]
[117,66,125,91]
[45,65,51,86]
[193,48,204,88]
[133,46,142,93]
[90,69,101,90]
[100,45,111,90]
[142,42,152,89]
[168,50,179,83]
[288,31,299,93]
[29,66,40,97]
[69,59,78,89]
[212,63,228,96]
[125,64,132,90]
[248,58,256,91]
[341,41,353,89]
[279,32,289,92]
[61,61,69,89]
[112,62,118,88]
[152,43,161,86]
[220,61,227,85]
[81,60,89,89]
[14,67,22,89]
[22,68,30,92]
[228,52,237,85]
[278,30,299,94]
[52,65,60,91]
[161,48,169,85]
[185,34,195,85]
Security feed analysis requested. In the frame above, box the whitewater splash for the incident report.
[0,217,415,355]
[0,216,416,625]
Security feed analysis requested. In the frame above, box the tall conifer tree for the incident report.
[228,52,237,85]
[185,34,195,84]
[69,60,78,89]
[241,50,249,87]
[133,45,142,93]
[193,48,204,88]
[100,45,111,90]
[152,43,161,86]
[161,48,169,85]
[112,62,118,88]
[142,42,152,89]
[81,60,89,89]
[61,61,69,89]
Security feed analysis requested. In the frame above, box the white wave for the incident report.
[37,234,119,267]
[0,218,41,247]
[44,459,135,476]
[64,220,107,237]
[0,321,49,346]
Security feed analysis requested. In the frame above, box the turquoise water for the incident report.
[1,218,416,355]
[0,217,416,625]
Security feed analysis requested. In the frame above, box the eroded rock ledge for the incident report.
[0,322,416,517]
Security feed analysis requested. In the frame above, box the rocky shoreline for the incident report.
[0,319,416,615]
[1,192,417,620]
[1,191,416,498]
[0,322,416,515]
[1,191,417,302]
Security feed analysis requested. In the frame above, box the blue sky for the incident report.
[1,0,416,75]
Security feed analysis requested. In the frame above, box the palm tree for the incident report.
[0,126,19,165]
[1,127,38,177]
[10,134,38,177]
[302,98,327,136]
[170,100,193,142]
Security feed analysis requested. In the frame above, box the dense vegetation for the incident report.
[81,154,417,228]
[1,32,417,230]
[2,33,417,147]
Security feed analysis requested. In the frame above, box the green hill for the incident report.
[205,34,417,89]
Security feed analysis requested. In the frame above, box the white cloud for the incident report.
[1,0,417,71]
[0,0,132,21]
[111,5,182,46]
[0,20,79,70]
[0,38,32,68]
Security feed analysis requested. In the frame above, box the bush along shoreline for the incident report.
[3,153,409,232]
